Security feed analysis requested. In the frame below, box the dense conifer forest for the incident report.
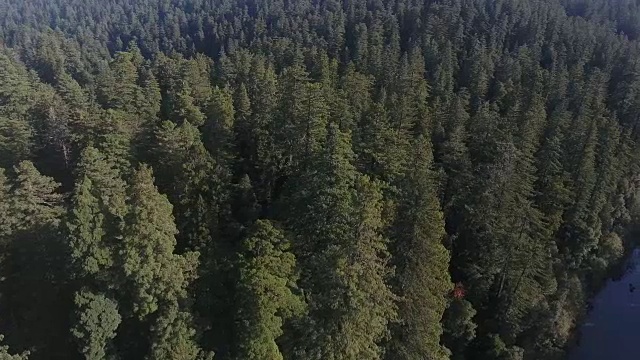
[1,0,640,358]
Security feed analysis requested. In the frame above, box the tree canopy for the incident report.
[1,0,640,359]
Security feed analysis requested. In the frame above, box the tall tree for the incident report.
[234,219,305,360]
[285,124,395,360]
[120,164,199,329]
[71,290,121,360]
[388,136,452,360]
[1,161,69,358]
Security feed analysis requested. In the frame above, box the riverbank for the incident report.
[567,248,640,359]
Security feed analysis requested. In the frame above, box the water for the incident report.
[569,249,640,360]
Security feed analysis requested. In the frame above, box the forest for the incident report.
[1,0,640,359]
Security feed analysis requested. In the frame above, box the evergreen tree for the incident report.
[68,175,111,280]
[152,120,219,253]
[67,146,128,282]
[0,116,32,169]
[204,86,235,166]
[286,124,395,360]
[1,161,69,358]
[355,99,407,183]
[0,50,39,169]
[442,298,477,360]
[71,290,121,360]
[96,51,141,113]
[274,64,328,173]
[121,165,198,317]
[388,136,452,360]
[234,220,305,360]
[437,91,472,208]
[243,59,279,205]
[66,147,126,358]
[0,169,11,238]
[147,306,202,360]
[1,1,640,358]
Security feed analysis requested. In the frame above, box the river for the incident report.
[568,248,640,360]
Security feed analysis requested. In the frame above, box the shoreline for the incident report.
[565,247,640,359]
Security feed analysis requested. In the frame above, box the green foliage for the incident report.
[235,220,305,360]
[0,336,28,360]
[443,299,477,360]
[0,116,32,169]
[0,161,69,357]
[0,168,12,238]
[388,136,452,360]
[355,100,407,182]
[285,124,395,360]
[152,120,218,252]
[68,175,111,277]
[10,161,64,229]
[121,165,198,318]
[1,0,640,359]
[71,291,121,360]
[68,146,128,282]
[0,50,40,169]
[148,306,201,360]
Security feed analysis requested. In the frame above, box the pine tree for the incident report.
[96,50,152,138]
[30,85,74,176]
[96,51,141,113]
[560,106,599,269]
[205,86,235,165]
[437,91,472,229]
[0,116,32,169]
[492,97,556,342]
[340,65,373,131]
[451,104,505,301]
[121,165,198,317]
[442,298,477,360]
[138,66,162,125]
[152,120,218,253]
[234,220,305,360]
[68,175,111,279]
[153,120,230,358]
[0,50,37,169]
[354,99,407,183]
[10,160,64,231]
[388,136,452,360]
[148,306,202,360]
[391,50,430,135]
[233,83,253,173]
[534,109,572,237]
[462,39,493,111]
[244,57,279,205]
[181,54,213,108]
[0,168,11,239]
[1,161,70,357]
[66,146,128,358]
[274,64,328,173]
[173,81,206,127]
[343,174,397,359]
[55,72,97,148]
[286,124,395,360]
[120,165,201,358]
[228,174,261,237]
[68,146,128,282]
[71,290,121,360]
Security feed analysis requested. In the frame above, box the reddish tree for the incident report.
[452,282,466,299]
